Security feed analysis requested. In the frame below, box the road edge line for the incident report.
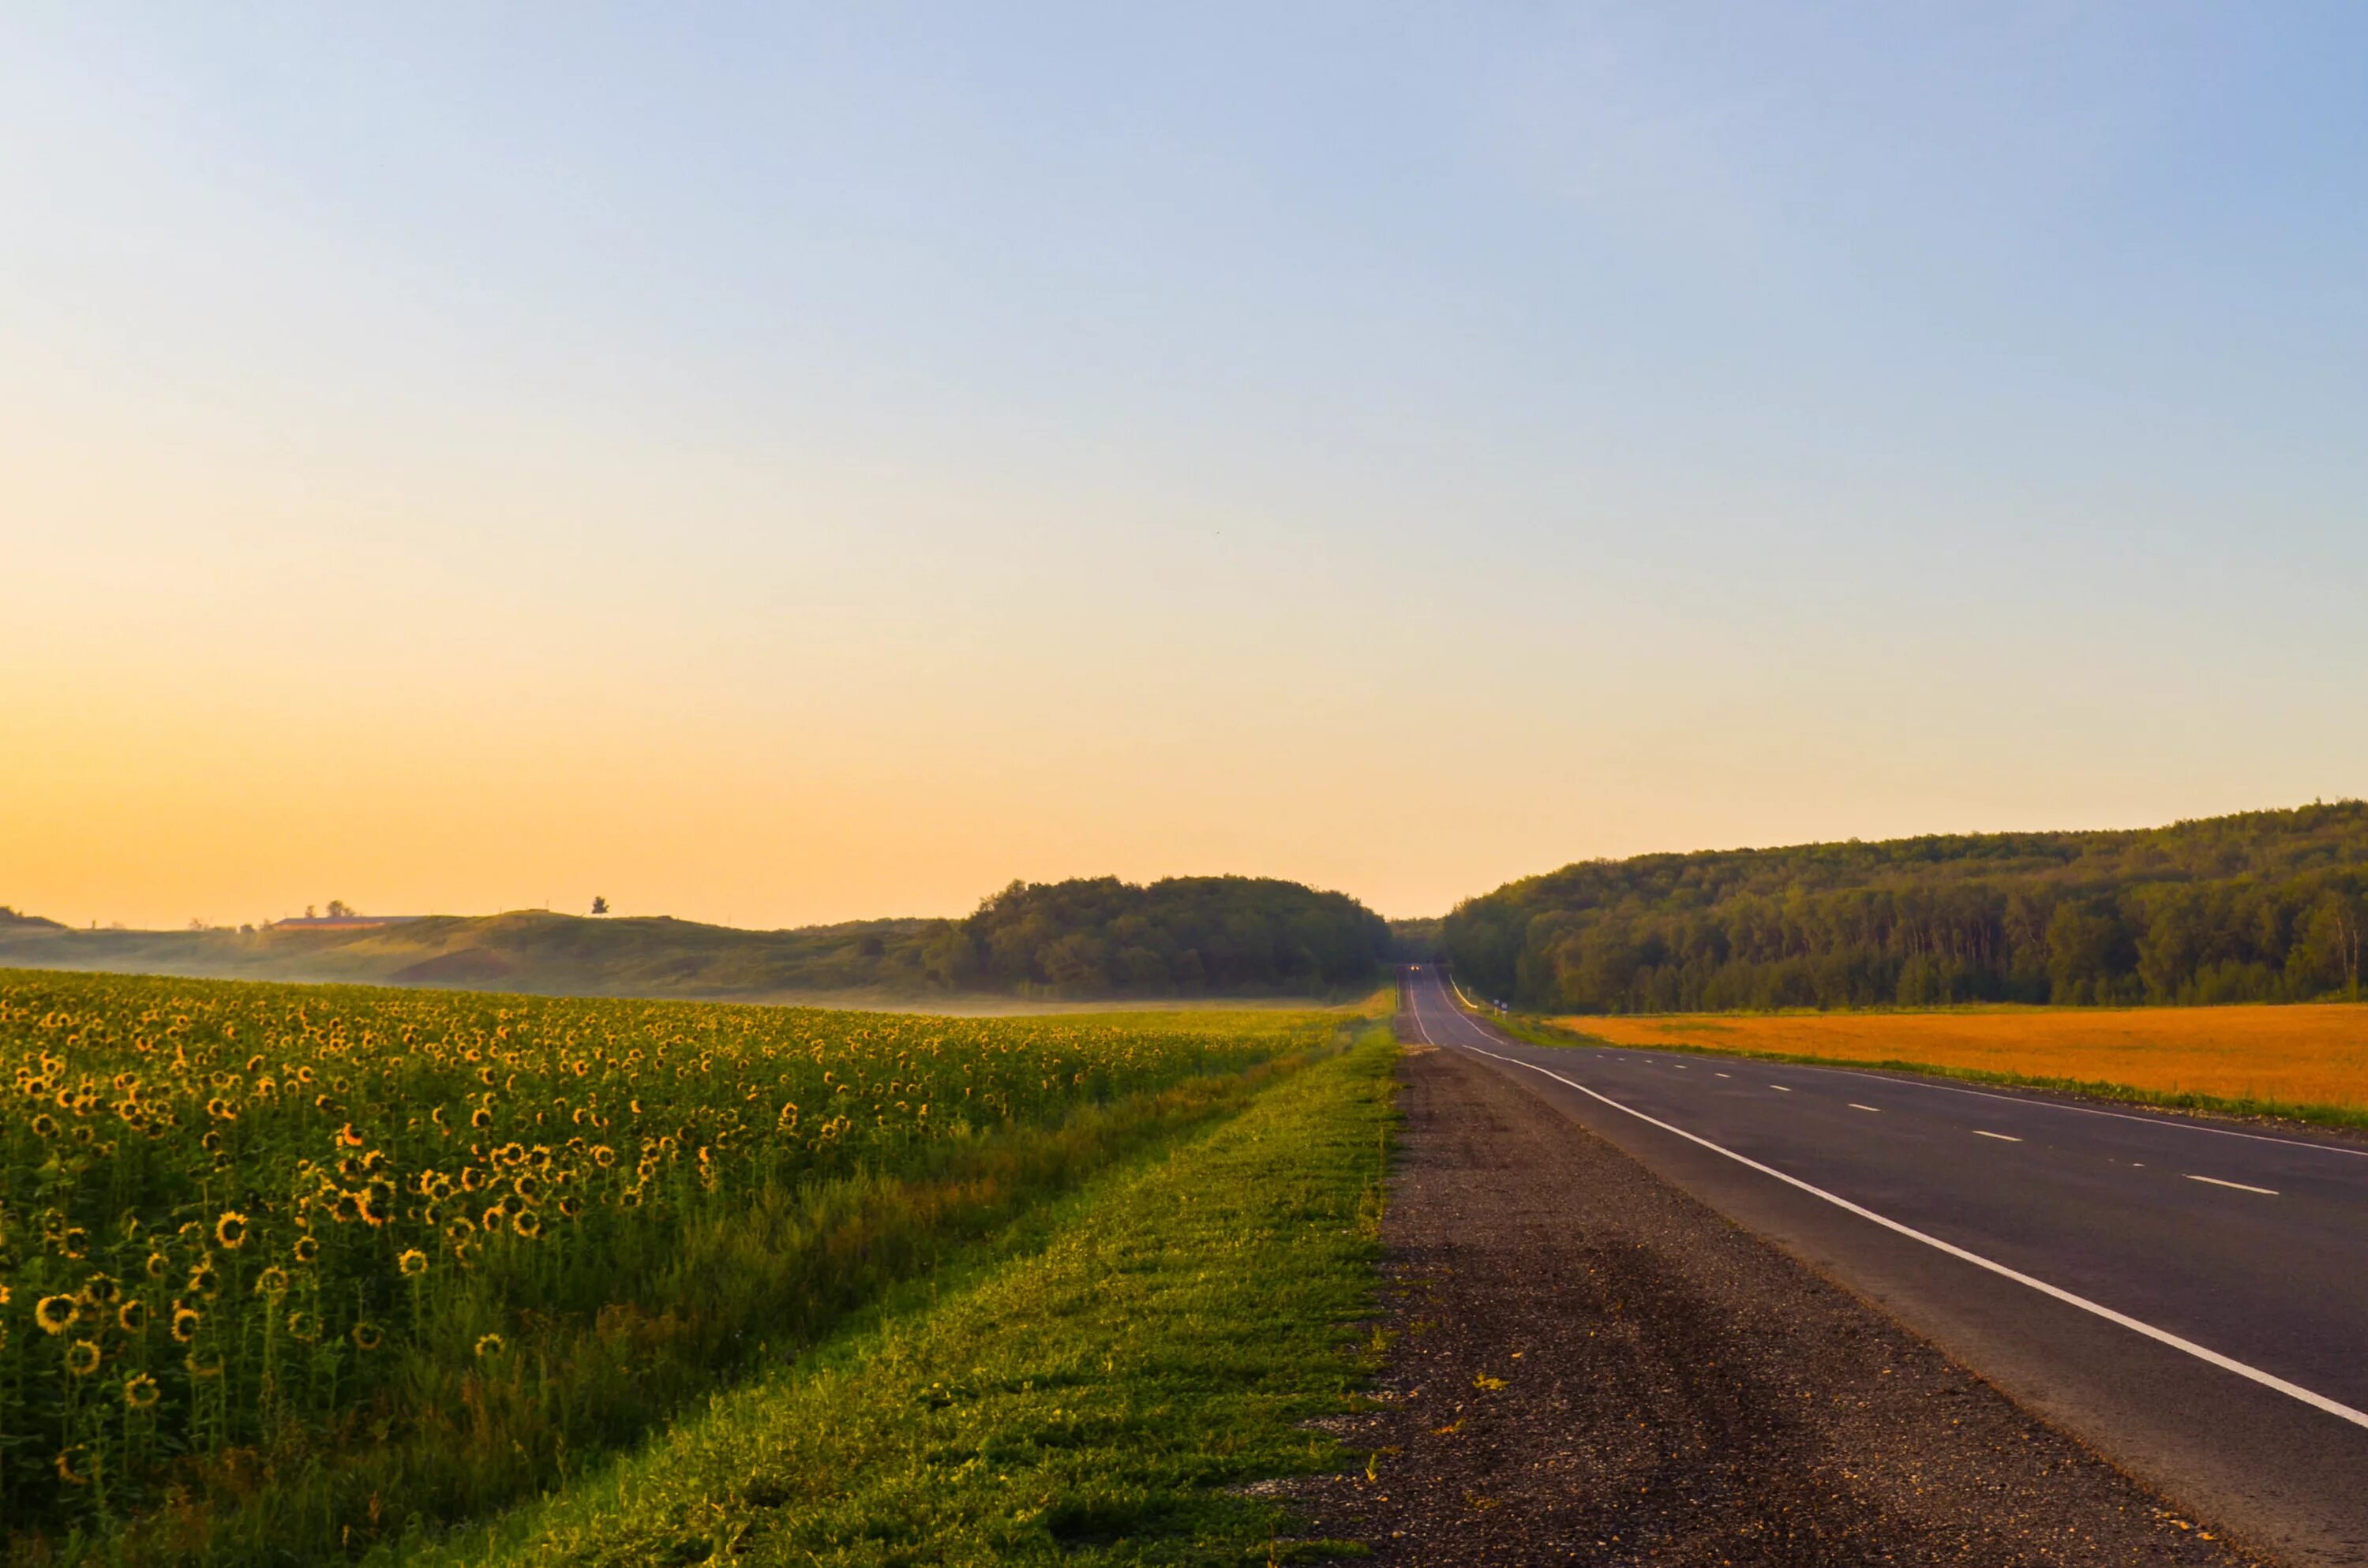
[1448,1035,2368,1434]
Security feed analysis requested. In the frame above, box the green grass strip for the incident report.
[426,1027,1399,1566]
[1490,1013,2368,1135]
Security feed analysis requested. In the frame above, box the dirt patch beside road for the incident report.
[1287,1043,2268,1565]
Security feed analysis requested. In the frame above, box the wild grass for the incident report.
[1531,1002,2368,1130]
[428,1025,1400,1567]
[0,969,1336,1562]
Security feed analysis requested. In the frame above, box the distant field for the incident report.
[1557,1003,2368,1117]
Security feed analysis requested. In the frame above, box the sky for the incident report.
[5,3,2366,930]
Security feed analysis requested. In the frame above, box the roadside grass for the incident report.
[422,1027,1399,1567]
[1492,1009,2368,1135]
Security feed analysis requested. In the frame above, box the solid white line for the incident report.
[1974,1130,2022,1142]
[1444,1035,2368,1434]
[1402,975,1434,1048]
[2186,1174,2279,1196]
[1849,1103,1881,1113]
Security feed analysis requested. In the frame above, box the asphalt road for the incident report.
[1400,965,2368,1566]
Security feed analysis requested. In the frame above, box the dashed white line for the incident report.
[1849,1102,1881,1113]
[1770,1084,1793,1092]
[1973,1130,2022,1142]
[2186,1174,2279,1196]
[1438,1029,2368,1435]
[1715,1072,1731,1079]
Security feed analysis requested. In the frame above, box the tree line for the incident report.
[919,875,1392,996]
[1444,802,2368,1012]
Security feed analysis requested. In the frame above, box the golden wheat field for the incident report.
[1557,1002,2368,1113]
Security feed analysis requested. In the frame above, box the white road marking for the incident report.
[1735,1058,2368,1161]
[1434,978,2368,1163]
[1714,1072,1731,1079]
[1849,1103,1881,1113]
[2186,1174,2279,1197]
[1770,1084,1792,1092]
[1973,1130,2021,1142]
[1435,1017,2368,1435]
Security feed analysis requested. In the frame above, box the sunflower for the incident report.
[293,1234,320,1263]
[30,1113,58,1138]
[124,1372,161,1409]
[254,1266,290,1300]
[118,1299,148,1333]
[332,1192,364,1225]
[214,1211,249,1250]
[590,1144,616,1167]
[186,1263,220,1299]
[474,1332,505,1358]
[83,1274,122,1308]
[144,1251,170,1279]
[398,1248,429,1278]
[338,1122,365,1147]
[511,1209,541,1240]
[481,1206,504,1233]
[184,1352,222,1379]
[350,1320,384,1351]
[36,1295,80,1334]
[470,1106,493,1128]
[65,1338,102,1376]
[286,1310,321,1343]
[171,1305,201,1342]
[55,1447,89,1487]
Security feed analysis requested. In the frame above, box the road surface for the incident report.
[1400,965,2368,1566]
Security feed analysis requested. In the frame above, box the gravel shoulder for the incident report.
[1289,1042,2273,1565]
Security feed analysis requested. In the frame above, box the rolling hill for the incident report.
[0,876,1393,1004]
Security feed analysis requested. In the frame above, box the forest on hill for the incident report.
[938,875,1391,994]
[0,876,1393,1001]
[1445,802,2368,1013]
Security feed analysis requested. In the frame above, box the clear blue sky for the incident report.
[4,4,2365,927]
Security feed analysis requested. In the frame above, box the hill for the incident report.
[1445,801,2368,1012]
[0,875,1392,1003]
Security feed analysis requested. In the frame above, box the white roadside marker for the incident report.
[2186,1174,2279,1196]
[1973,1130,2021,1142]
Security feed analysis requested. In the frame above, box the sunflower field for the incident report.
[0,967,1319,1559]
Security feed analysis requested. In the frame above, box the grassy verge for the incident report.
[1488,1012,2368,1136]
[421,1027,1400,1566]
